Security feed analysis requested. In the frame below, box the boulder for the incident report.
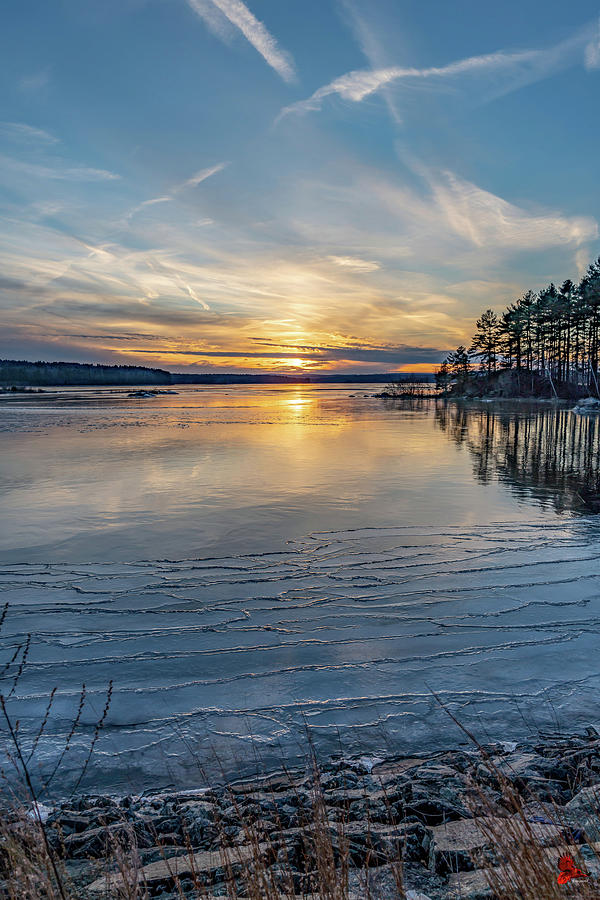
[371,758,427,781]
[86,841,269,892]
[574,397,600,414]
[429,812,565,875]
[429,817,500,874]
[341,820,431,867]
[446,868,494,899]
[47,809,92,835]
[486,751,572,802]
[63,821,153,859]
[447,842,598,899]
[348,863,403,897]
[565,786,600,841]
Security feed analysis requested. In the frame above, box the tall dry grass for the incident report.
[2,608,600,899]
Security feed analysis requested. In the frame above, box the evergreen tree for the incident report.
[435,360,451,392]
[470,309,501,376]
[447,346,471,383]
[457,255,600,396]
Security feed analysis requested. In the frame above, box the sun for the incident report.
[280,358,305,368]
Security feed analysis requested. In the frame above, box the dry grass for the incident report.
[2,728,600,899]
[435,692,600,899]
[3,614,600,899]
[0,763,372,899]
[460,754,600,899]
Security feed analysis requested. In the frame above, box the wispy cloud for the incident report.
[121,341,445,365]
[328,255,380,272]
[145,257,212,310]
[284,157,597,275]
[126,196,171,222]
[0,121,58,144]
[279,26,593,118]
[174,161,228,192]
[173,274,211,310]
[427,169,598,251]
[18,69,50,92]
[0,155,120,181]
[123,163,227,224]
[585,17,600,69]
[338,0,404,125]
[187,0,296,82]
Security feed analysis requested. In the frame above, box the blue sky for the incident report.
[1,0,599,372]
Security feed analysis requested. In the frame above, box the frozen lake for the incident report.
[1,385,600,794]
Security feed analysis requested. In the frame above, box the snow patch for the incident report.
[27,802,53,823]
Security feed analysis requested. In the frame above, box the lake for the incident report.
[1,385,600,795]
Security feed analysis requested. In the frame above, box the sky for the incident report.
[1,0,599,374]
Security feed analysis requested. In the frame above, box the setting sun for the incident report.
[2,2,599,895]
[281,358,306,368]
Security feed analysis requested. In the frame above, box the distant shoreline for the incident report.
[0,358,435,388]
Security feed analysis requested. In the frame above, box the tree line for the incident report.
[0,360,172,386]
[0,359,438,387]
[436,257,600,396]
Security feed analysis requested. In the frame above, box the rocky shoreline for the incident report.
[9,729,600,899]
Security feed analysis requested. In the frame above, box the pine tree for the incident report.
[435,360,451,392]
[447,346,471,383]
[460,255,600,397]
[470,309,501,376]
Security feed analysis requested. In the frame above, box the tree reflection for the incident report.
[435,402,600,514]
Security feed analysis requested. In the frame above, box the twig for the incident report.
[0,693,68,900]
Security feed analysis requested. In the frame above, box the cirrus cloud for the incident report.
[187,0,296,83]
[279,25,595,119]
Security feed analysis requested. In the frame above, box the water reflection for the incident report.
[435,402,600,514]
[4,387,600,792]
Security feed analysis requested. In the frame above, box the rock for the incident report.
[47,809,92,835]
[406,783,470,825]
[86,841,269,892]
[178,799,215,824]
[487,751,572,802]
[429,814,564,875]
[201,895,363,900]
[574,397,600,414]
[578,842,600,877]
[228,770,305,794]
[342,821,431,867]
[348,755,385,774]
[429,817,499,874]
[26,801,53,823]
[29,730,600,898]
[446,867,494,898]
[321,768,360,790]
[348,863,403,897]
[154,816,185,837]
[63,821,153,859]
[565,786,600,840]
[447,841,599,899]
[403,862,447,900]
[371,758,427,780]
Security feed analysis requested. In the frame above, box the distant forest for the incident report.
[0,360,173,386]
[0,359,434,387]
[437,257,600,397]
